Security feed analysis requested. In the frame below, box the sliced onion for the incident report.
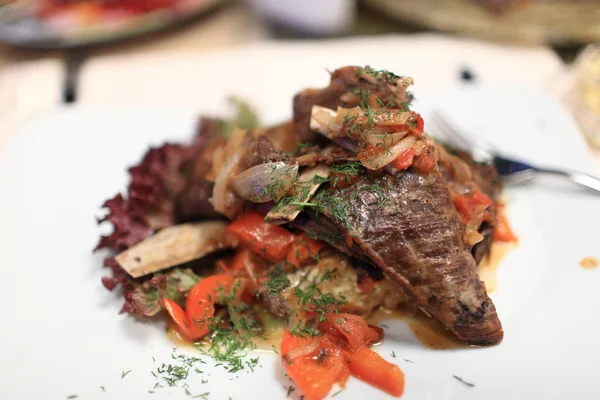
[210,129,248,216]
[465,227,485,246]
[243,251,257,285]
[372,111,412,126]
[362,135,417,170]
[310,105,340,138]
[333,136,358,153]
[364,131,408,146]
[335,106,362,123]
[211,149,241,215]
[232,161,299,203]
[282,336,322,364]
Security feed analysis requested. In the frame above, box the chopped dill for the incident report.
[286,386,296,397]
[366,106,375,125]
[121,369,131,379]
[453,375,475,387]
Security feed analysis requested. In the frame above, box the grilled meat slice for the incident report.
[295,163,503,345]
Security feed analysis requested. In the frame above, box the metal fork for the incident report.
[427,111,600,193]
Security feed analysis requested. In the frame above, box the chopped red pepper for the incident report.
[281,313,404,399]
[344,346,405,397]
[357,274,376,294]
[494,210,517,242]
[409,113,424,135]
[286,233,326,268]
[281,331,348,400]
[453,192,494,225]
[321,312,381,351]
[391,148,415,171]
[185,274,235,340]
[412,149,436,173]
[162,298,192,340]
[226,211,296,262]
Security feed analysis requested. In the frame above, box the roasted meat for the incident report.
[295,160,503,345]
[288,66,503,344]
[293,66,413,142]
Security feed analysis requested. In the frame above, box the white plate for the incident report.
[0,82,599,400]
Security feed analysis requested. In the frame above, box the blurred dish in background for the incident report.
[0,0,225,49]
[246,0,356,36]
[569,44,600,149]
[363,0,600,45]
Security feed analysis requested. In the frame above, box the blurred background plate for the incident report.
[363,0,600,45]
[0,0,225,49]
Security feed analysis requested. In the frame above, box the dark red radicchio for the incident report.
[96,117,224,316]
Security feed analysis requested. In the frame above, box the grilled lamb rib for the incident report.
[292,66,503,344]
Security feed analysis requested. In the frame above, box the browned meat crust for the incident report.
[293,66,412,142]
[237,135,291,171]
[296,163,503,345]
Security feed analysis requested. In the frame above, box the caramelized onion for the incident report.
[362,135,417,170]
[364,131,408,146]
[232,161,299,203]
[210,129,247,217]
[310,105,340,138]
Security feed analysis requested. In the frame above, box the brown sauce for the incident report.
[165,312,285,353]
[368,307,469,350]
[477,241,515,293]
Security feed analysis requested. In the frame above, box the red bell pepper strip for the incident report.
[345,346,405,397]
[391,148,415,171]
[185,274,235,340]
[162,298,192,340]
[453,191,494,224]
[226,211,296,262]
[281,331,348,400]
[286,233,326,268]
[322,312,376,351]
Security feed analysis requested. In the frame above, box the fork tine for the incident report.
[430,112,473,151]
[430,111,495,161]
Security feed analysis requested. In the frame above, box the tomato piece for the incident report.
[391,148,415,171]
[453,192,494,224]
[409,113,424,135]
[286,233,326,268]
[357,274,376,294]
[226,211,296,262]
[324,312,378,351]
[494,210,517,242]
[185,274,235,340]
[330,171,361,189]
[345,346,405,397]
[412,150,436,173]
[162,298,191,340]
[281,331,347,400]
[222,248,249,274]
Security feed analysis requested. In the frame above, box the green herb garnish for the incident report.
[453,375,475,387]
